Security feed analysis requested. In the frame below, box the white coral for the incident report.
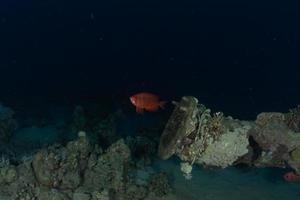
[196,122,251,168]
[180,162,193,180]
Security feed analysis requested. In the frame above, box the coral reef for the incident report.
[148,173,171,197]
[250,112,300,168]
[0,131,173,200]
[0,165,17,184]
[32,131,91,189]
[158,96,252,177]
[195,118,251,168]
[284,105,300,132]
[158,96,300,178]
[2,96,300,198]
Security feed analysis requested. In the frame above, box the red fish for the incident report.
[283,171,300,182]
[130,92,167,114]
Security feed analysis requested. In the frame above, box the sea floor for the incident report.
[154,159,300,200]
[3,103,300,200]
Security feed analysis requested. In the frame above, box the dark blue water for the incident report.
[1,1,300,111]
[1,1,300,199]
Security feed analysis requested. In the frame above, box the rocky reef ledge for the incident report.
[158,96,300,179]
[0,131,174,200]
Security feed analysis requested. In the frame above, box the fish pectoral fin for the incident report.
[136,107,144,114]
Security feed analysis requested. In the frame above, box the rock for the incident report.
[291,147,300,162]
[0,195,13,200]
[32,151,54,187]
[125,184,148,200]
[250,112,300,167]
[0,128,174,199]
[83,139,131,193]
[253,112,300,150]
[196,119,251,168]
[148,173,171,197]
[284,105,300,132]
[32,132,92,189]
[0,166,17,184]
[37,188,69,200]
[91,190,109,200]
[287,147,300,173]
[158,96,199,160]
[60,170,81,189]
[73,192,91,200]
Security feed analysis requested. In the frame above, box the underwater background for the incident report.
[1,0,300,199]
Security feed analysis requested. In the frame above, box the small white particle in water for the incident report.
[78,131,86,137]
[90,13,94,20]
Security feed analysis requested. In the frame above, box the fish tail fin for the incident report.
[159,101,167,109]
